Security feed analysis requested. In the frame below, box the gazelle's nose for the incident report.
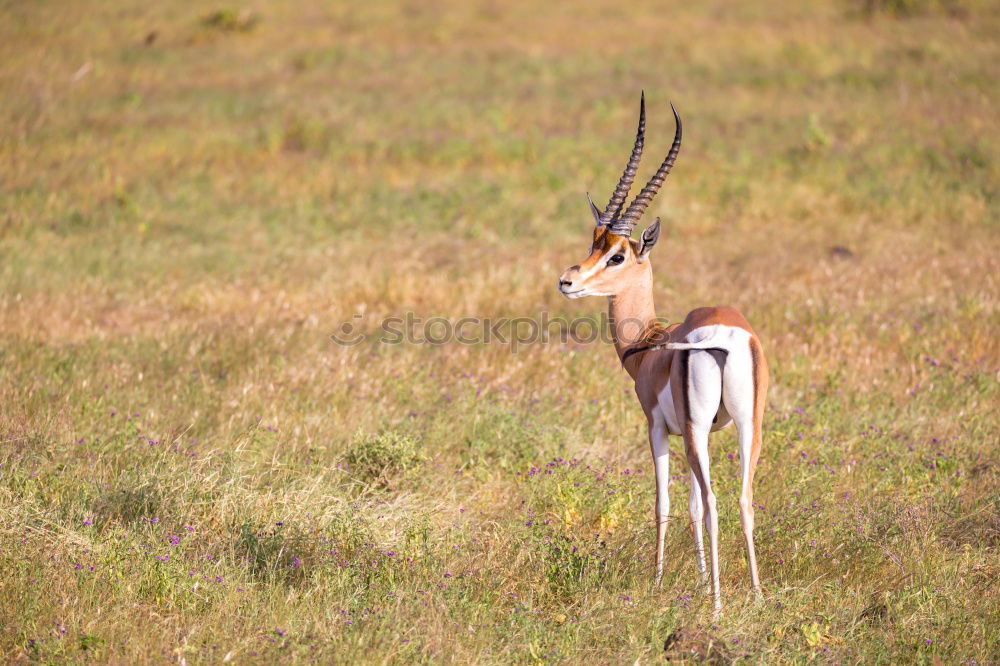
[558,265,580,291]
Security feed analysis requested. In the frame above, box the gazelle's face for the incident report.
[558,226,646,299]
[557,94,677,299]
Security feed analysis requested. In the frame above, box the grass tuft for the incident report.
[345,431,426,489]
[201,8,259,33]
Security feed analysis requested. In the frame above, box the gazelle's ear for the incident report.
[638,218,660,260]
[586,193,603,226]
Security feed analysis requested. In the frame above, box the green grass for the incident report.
[1,0,998,662]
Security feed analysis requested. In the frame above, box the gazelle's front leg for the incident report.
[649,412,670,584]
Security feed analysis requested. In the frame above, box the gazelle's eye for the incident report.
[608,254,625,266]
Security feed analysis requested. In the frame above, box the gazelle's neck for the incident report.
[608,262,658,377]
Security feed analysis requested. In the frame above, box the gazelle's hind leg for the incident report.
[722,338,767,594]
[688,470,707,582]
[680,350,724,613]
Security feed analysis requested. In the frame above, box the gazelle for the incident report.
[557,95,768,613]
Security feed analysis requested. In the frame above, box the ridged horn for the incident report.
[610,102,682,236]
[596,92,646,226]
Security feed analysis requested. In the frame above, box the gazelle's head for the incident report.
[558,94,681,299]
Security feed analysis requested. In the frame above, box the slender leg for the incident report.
[736,424,761,593]
[682,350,724,614]
[722,338,767,595]
[688,470,707,582]
[689,436,720,614]
[649,414,670,584]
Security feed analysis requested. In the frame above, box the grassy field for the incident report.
[1,0,998,662]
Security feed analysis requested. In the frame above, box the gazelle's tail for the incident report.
[666,325,757,358]
[666,338,730,352]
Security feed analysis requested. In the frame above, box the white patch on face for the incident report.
[566,242,626,298]
[577,243,622,281]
